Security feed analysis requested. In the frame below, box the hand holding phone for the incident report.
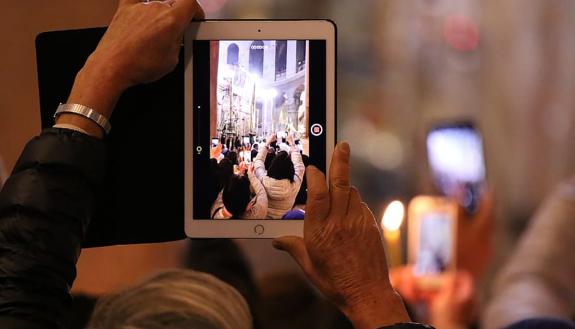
[408,196,458,289]
[210,143,222,160]
[266,133,277,146]
[243,150,252,163]
[286,133,294,146]
[427,122,486,213]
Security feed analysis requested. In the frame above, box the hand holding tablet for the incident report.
[274,143,412,329]
[184,20,336,238]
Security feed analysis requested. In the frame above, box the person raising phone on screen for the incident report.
[254,132,305,219]
[210,162,268,219]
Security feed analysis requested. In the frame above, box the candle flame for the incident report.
[382,201,404,231]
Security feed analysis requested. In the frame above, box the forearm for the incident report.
[56,51,125,138]
[0,129,107,328]
[343,290,412,329]
[253,147,267,180]
[482,180,575,329]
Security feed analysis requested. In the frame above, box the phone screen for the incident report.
[192,39,327,220]
[427,123,485,212]
[212,138,220,148]
[408,196,457,282]
[243,150,252,163]
[414,211,454,277]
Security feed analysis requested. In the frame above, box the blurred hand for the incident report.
[266,133,277,146]
[429,270,476,329]
[456,189,494,278]
[238,162,246,174]
[248,162,255,174]
[389,265,476,328]
[210,143,222,160]
[274,142,410,329]
[286,133,294,145]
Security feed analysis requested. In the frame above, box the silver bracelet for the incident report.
[54,103,111,135]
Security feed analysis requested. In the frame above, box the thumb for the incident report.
[273,236,314,274]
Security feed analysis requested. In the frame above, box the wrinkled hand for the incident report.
[63,0,204,137]
[88,0,204,90]
[210,143,222,160]
[274,142,410,329]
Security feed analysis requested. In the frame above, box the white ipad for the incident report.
[184,20,336,238]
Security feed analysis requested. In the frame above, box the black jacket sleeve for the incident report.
[0,128,107,329]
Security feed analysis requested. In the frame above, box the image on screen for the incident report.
[413,212,453,277]
[192,40,327,220]
[427,126,485,196]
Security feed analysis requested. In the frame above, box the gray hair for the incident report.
[87,269,253,329]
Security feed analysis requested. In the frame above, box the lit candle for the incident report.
[382,200,404,269]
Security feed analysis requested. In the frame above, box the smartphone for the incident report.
[242,136,250,146]
[276,131,286,140]
[408,196,458,289]
[426,121,486,213]
[243,150,252,163]
[211,138,220,148]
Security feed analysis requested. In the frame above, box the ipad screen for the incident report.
[191,40,327,220]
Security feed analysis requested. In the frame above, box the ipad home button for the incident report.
[254,224,265,235]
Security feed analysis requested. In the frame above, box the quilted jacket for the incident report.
[253,146,305,219]
[0,128,107,329]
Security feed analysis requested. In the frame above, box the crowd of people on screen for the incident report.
[208,132,308,220]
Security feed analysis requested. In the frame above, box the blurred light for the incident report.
[263,88,277,99]
[221,66,234,78]
[366,131,404,171]
[382,201,404,231]
[443,14,479,51]
[341,115,404,170]
[198,0,228,13]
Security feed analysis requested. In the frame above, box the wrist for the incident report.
[68,54,126,117]
[60,56,126,138]
[343,289,411,329]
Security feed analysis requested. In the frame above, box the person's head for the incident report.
[264,153,276,171]
[267,151,295,183]
[226,151,238,165]
[222,175,252,218]
[253,143,259,150]
[218,158,234,187]
[87,269,253,329]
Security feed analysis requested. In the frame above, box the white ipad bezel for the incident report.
[184,20,336,238]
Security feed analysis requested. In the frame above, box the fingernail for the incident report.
[338,142,350,155]
[273,240,285,251]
